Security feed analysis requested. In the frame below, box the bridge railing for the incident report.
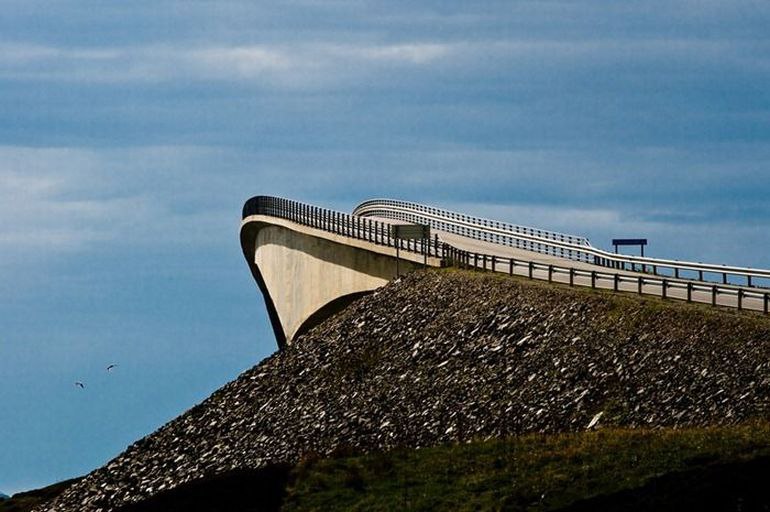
[440,243,770,315]
[353,199,770,290]
[354,198,594,262]
[243,195,444,260]
[244,195,769,314]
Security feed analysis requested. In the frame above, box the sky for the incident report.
[1,0,769,496]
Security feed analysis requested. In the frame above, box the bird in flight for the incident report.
[106,364,117,372]
[74,382,85,389]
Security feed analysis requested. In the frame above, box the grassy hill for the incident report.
[283,424,770,511]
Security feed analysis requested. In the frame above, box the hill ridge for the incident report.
[36,270,770,511]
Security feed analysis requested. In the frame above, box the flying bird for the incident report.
[74,382,85,389]
[106,364,117,372]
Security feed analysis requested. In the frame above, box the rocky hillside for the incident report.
[37,269,770,511]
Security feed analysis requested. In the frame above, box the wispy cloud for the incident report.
[0,41,457,86]
[0,146,231,260]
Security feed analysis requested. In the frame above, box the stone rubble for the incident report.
[37,270,770,511]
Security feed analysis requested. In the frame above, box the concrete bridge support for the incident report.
[241,215,438,348]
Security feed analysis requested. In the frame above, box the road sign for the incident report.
[390,224,431,277]
[613,238,648,256]
[390,224,430,240]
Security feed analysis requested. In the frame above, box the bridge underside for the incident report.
[241,216,431,348]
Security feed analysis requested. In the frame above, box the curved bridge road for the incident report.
[353,199,770,314]
[242,196,770,347]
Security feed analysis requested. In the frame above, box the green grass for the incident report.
[15,425,770,511]
[282,423,770,511]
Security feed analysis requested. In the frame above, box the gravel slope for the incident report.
[37,270,770,511]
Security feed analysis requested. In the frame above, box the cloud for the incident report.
[0,146,232,263]
[337,43,452,63]
[0,41,457,86]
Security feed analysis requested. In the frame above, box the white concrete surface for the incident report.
[241,215,439,346]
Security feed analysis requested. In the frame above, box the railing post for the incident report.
[723,273,728,285]
[482,254,487,271]
[638,277,643,295]
[569,268,575,287]
[748,275,753,288]
[765,293,769,315]
[712,286,718,307]
[548,265,554,283]
[687,283,693,302]
[738,289,743,311]
[614,274,619,292]
[509,259,513,275]
[474,253,478,269]
[528,261,534,279]
[699,270,704,281]
[491,255,496,272]
[661,279,668,300]
[674,268,680,279]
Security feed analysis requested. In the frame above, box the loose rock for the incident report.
[36,270,770,511]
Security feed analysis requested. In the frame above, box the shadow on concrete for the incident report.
[294,291,373,340]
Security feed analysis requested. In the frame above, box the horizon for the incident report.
[2,0,769,495]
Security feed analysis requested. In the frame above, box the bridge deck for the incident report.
[364,214,763,312]
[437,230,765,312]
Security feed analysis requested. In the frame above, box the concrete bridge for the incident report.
[241,196,770,348]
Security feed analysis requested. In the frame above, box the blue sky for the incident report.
[1,0,769,495]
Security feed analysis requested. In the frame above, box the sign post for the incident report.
[390,224,431,277]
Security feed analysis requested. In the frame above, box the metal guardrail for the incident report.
[440,244,770,315]
[242,196,443,259]
[243,195,770,315]
[353,199,770,290]
[353,198,593,262]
